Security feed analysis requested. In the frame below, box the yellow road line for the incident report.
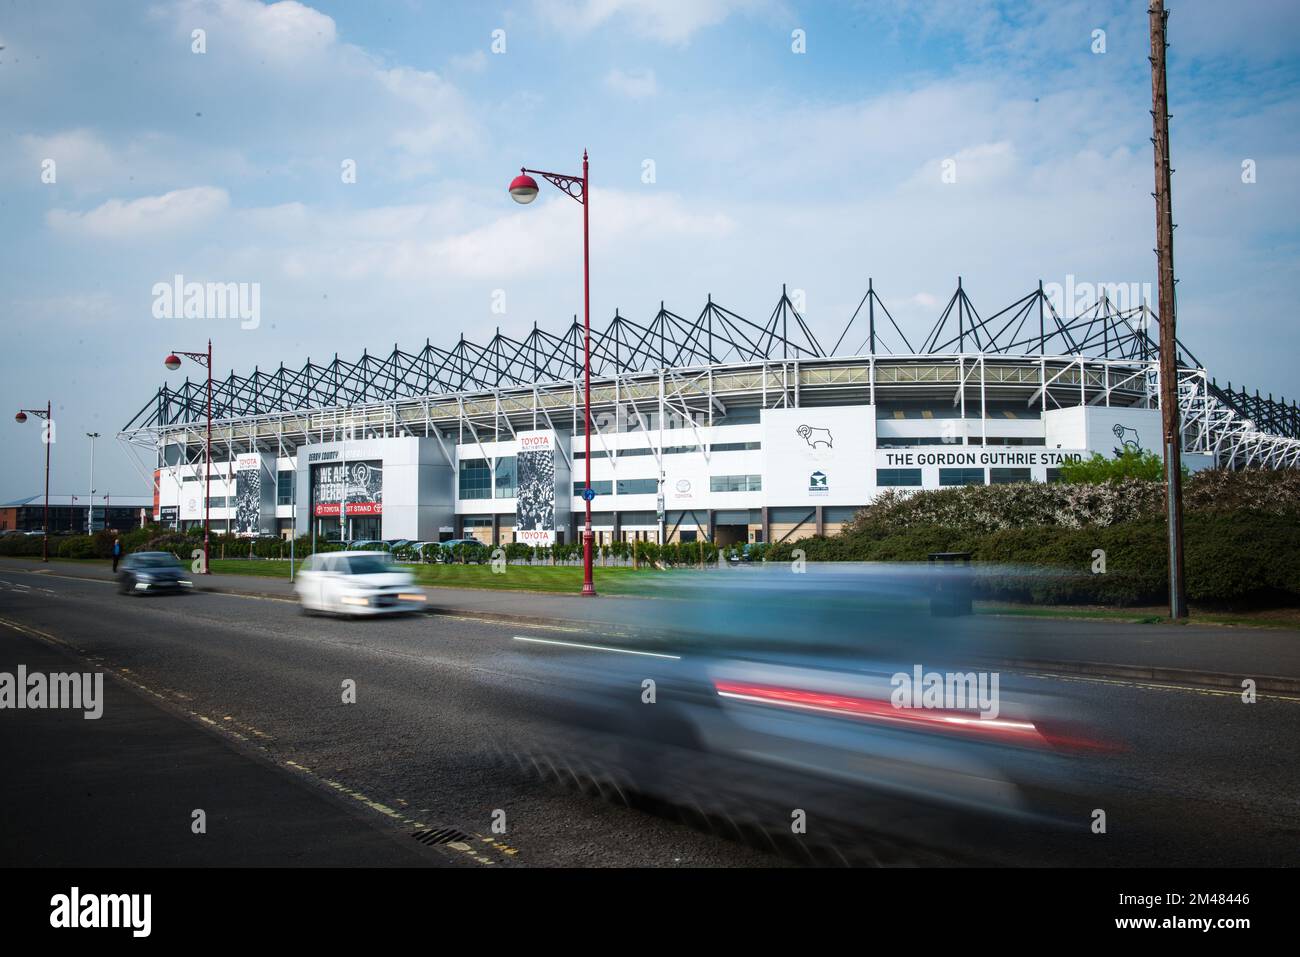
[1020,669,1300,702]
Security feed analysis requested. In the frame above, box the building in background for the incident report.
[0,495,151,534]
[121,283,1300,547]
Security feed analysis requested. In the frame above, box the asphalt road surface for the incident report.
[1,565,1298,867]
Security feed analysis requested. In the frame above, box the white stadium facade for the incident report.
[121,282,1300,548]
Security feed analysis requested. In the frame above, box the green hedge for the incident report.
[842,467,1300,537]
[0,535,49,557]
[768,510,1299,606]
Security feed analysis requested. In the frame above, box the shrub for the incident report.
[842,467,1300,537]
[0,534,48,557]
[448,541,488,564]
[1056,449,1170,483]
[504,542,534,564]
[765,509,1298,606]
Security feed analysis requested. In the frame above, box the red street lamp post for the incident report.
[14,400,53,562]
[509,151,597,597]
[164,340,213,574]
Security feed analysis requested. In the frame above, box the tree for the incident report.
[1056,449,1173,484]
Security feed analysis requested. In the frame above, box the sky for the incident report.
[2,0,1298,502]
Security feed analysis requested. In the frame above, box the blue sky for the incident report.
[2,0,1298,502]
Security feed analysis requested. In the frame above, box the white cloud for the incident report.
[173,0,337,64]
[47,186,229,239]
[159,0,479,177]
[534,0,775,44]
[901,141,1018,192]
[17,129,114,187]
[449,49,488,73]
[604,67,658,98]
[11,128,256,196]
[228,188,734,283]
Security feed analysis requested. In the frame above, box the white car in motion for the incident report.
[295,551,427,616]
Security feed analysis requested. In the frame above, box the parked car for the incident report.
[118,551,193,596]
[346,539,390,552]
[394,541,437,562]
[727,543,757,563]
[436,539,489,564]
[294,551,426,616]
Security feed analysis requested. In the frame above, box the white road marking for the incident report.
[512,634,680,660]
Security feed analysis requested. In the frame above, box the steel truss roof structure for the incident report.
[120,281,1300,470]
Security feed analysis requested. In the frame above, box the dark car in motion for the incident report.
[485,564,1111,863]
[117,551,193,596]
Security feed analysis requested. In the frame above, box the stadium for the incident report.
[120,280,1300,548]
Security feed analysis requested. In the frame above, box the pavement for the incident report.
[6,557,1299,690]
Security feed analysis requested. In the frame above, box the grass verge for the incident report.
[208,558,659,595]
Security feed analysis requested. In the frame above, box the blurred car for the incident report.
[294,550,426,616]
[486,564,1109,861]
[117,551,193,596]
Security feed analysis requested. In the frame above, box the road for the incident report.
[1,564,1298,867]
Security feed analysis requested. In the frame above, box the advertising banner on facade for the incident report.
[761,406,876,506]
[233,453,263,536]
[312,460,383,517]
[514,431,556,545]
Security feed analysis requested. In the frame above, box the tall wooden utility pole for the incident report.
[1149,0,1187,619]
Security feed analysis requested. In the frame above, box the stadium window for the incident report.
[1046,468,1062,483]
[458,458,491,499]
[615,478,658,495]
[573,480,613,496]
[709,474,762,492]
[939,468,986,487]
[493,457,517,498]
[277,471,293,505]
[876,469,923,487]
[981,437,1046,447]
[709,441,761,452]
[877,437,952,448]
[989,467,1033,485]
